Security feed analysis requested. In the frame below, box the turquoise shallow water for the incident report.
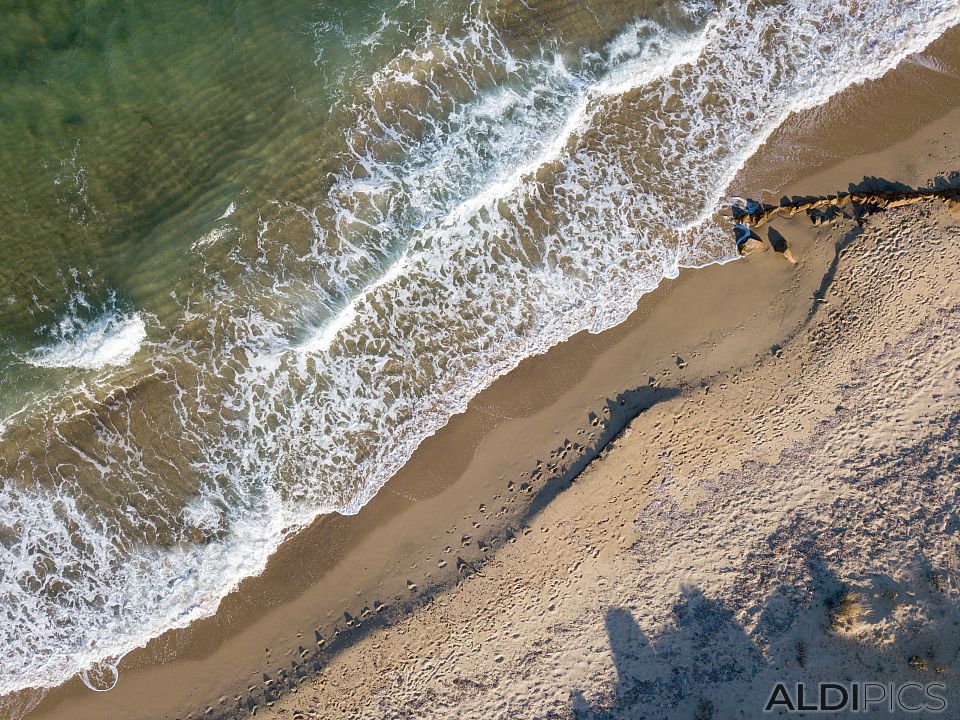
[2,0,959,701]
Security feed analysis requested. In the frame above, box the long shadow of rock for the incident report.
[847,173,960,194]
[848,176,918,194]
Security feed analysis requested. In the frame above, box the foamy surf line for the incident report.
[25,311,146,371]
[3,0,960,702]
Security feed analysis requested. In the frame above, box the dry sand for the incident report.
[254,147,960,720]
[16,25,960,720]
[250,130,960,718]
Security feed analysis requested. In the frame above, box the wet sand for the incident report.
[18,25,960,720]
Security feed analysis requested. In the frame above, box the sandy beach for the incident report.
[12,18,960,720]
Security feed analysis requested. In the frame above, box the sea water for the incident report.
[1,0,958,699]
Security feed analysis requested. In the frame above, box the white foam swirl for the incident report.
[25,311,146,371]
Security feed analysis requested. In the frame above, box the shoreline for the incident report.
[261,196,960,718]
[18,24,960,720]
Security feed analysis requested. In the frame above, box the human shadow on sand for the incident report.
[566,543,960,719]
[569,589,765,720]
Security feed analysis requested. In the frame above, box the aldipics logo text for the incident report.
[764,682,947,713]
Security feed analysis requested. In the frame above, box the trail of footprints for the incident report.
[187,200,960,719]
[185,364,699,718]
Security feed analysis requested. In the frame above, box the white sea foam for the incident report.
[191,225,233,251]
[25,307,146,370]
[296,253,410,354]
[3,0,960,700]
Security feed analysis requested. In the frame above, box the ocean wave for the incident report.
[23,295,146,371]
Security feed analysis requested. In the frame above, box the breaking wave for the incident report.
[25,307,146,371]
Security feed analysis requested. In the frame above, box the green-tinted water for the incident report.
[4,2,306,319]
[0,0,458,408]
